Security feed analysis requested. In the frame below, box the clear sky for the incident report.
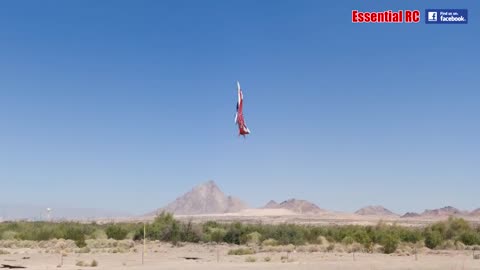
[1,1,478,215]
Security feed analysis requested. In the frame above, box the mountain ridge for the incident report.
[149,180,248,215]
[355,205,397,216]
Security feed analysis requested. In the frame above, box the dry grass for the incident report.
[245,256,256,262]
[76,259,98,267]
[228,248,255,255]
[261,244,295,253]
[76,246,91,253]
[262,238,278,246]
[85,239,134,249]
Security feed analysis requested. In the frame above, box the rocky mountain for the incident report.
[401,212,421,218]
[469,208,480,216]
[420,206,466,217]
[150,180,247,215]
[266,199,324,214]
[355,205,397,216]
[262,200,280,209]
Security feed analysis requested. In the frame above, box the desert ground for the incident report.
[1,242,480,270]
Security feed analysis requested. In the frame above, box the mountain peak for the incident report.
[401,212,421,218]
[355,205,397,216]
[277,198,324,214]
[421,206,465,217]
[470,208,480,216]
[263,200,279,209]
[192,180,221,193]
[150,180,247,215]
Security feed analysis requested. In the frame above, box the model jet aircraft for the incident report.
[234,81,250,137]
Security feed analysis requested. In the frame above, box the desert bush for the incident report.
[86,239,118,249]
[458,231,479,246]
[262,238,278,246]
[203,227,226,243]
[180,221,201,243]
[270,224,305,245]
[342,236,354,245]
[317,236,328,245]
[1,215,479,252]
[223,222,248,245]
[455,241,466,250]
[118,240,135,249]
[139,212,181,244]
[246,232,262,246]
[76,246,91,253]
[425,230,443,249]
[228,248,255,255]
[264,256,271,262]
[245,256,256,262]
[398,228,422,244]
[106,225,128,240]
[1,231,17,240]
[379,234,399,254]
[352,230,371,246]
[439,240,456,250]
[308,245,319,252]
[446,217,471,239]
[0,249,10,255]
[75,258,98,267]
[90,229,108,240]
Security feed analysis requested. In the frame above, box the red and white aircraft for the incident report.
[234,81,251,137]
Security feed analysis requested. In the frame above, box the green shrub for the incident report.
[262,238,279,246]
[204,227,226,243]
[379,234,399,254]
[1,231,17,240]
[228,248,255,255]
[352,230,371,245]
[180,221,201,243]
[458,231,479,246]
[425,230,443,249]
[0,215,478,252]
[342,236,354,245]
[246,232,262,246]
[90,229,108,240]
[137,212,182,244]
[106,225,128,240]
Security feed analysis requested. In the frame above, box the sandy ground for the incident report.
[1,243,480,270]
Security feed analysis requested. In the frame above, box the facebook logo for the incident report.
[425,9,468,24]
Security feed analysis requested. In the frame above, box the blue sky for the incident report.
[0,1,478,215]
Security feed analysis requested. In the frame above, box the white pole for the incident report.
[142,222,146,265]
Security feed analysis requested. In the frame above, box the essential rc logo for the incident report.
[352,10,420,23]
[425,9,468,24]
